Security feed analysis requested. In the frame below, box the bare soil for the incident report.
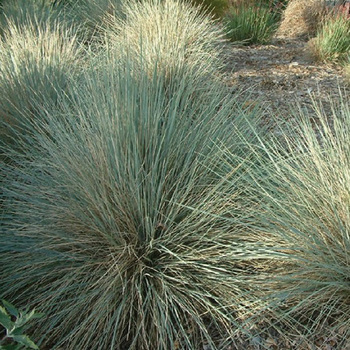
[222,37,350,126]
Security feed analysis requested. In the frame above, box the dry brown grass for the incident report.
[276,0,329,39]
[345,62,350,85]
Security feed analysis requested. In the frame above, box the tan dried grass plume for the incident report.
[344,62,350,85]
[277,0,329,39]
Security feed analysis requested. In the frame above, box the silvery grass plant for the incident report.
[55,0,125,45]
[0,19,84,153]
[224,96,350,346]
[0,0,124,46]
[102,0,226,88]
[0,0,65,33]
[0,54,269,349]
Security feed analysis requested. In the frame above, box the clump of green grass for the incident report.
[0,51,268,349]
[237,96,350,346]
[103,0,226,87]
[0,19,84,152]
[224,1,280,45]
[310,12,350,63]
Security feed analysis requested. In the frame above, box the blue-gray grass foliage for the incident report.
[0,0,60,31]
[103,0,226,88]
[0,51,268,349]
[227,96,350,346]
[0,18,84,153]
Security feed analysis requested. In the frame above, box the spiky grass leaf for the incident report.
[0,306,12,330]
[1,300,18,318]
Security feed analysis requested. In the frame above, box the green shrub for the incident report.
[238,96,350,346]
[103,0,226,87]
[0,53,266,349]
[0,300,43,350]
[310,12,350,63]
[0,19,83,152]
[224,1,280,45]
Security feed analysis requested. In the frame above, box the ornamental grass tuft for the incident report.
[234,96,350,347]
[58,0,125,44]
[0,0,125,44]
[103,0,226,87]
[276,0,328,39]
[0,0,65,32]
[224,1,280,45]
[0,54,268,349]
[0,19,84,152]
[310,11,350,63]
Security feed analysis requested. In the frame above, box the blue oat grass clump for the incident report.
[0,18,84,152]
[102,0,226,89]
[233,96,350,347]
[0,55,268,349]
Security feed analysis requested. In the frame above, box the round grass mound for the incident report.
[0,58,267,349]
[0,19,83,151]
[103,0,226,86]
[240,96,350,347]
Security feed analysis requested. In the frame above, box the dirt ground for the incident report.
[222,37,350,128]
